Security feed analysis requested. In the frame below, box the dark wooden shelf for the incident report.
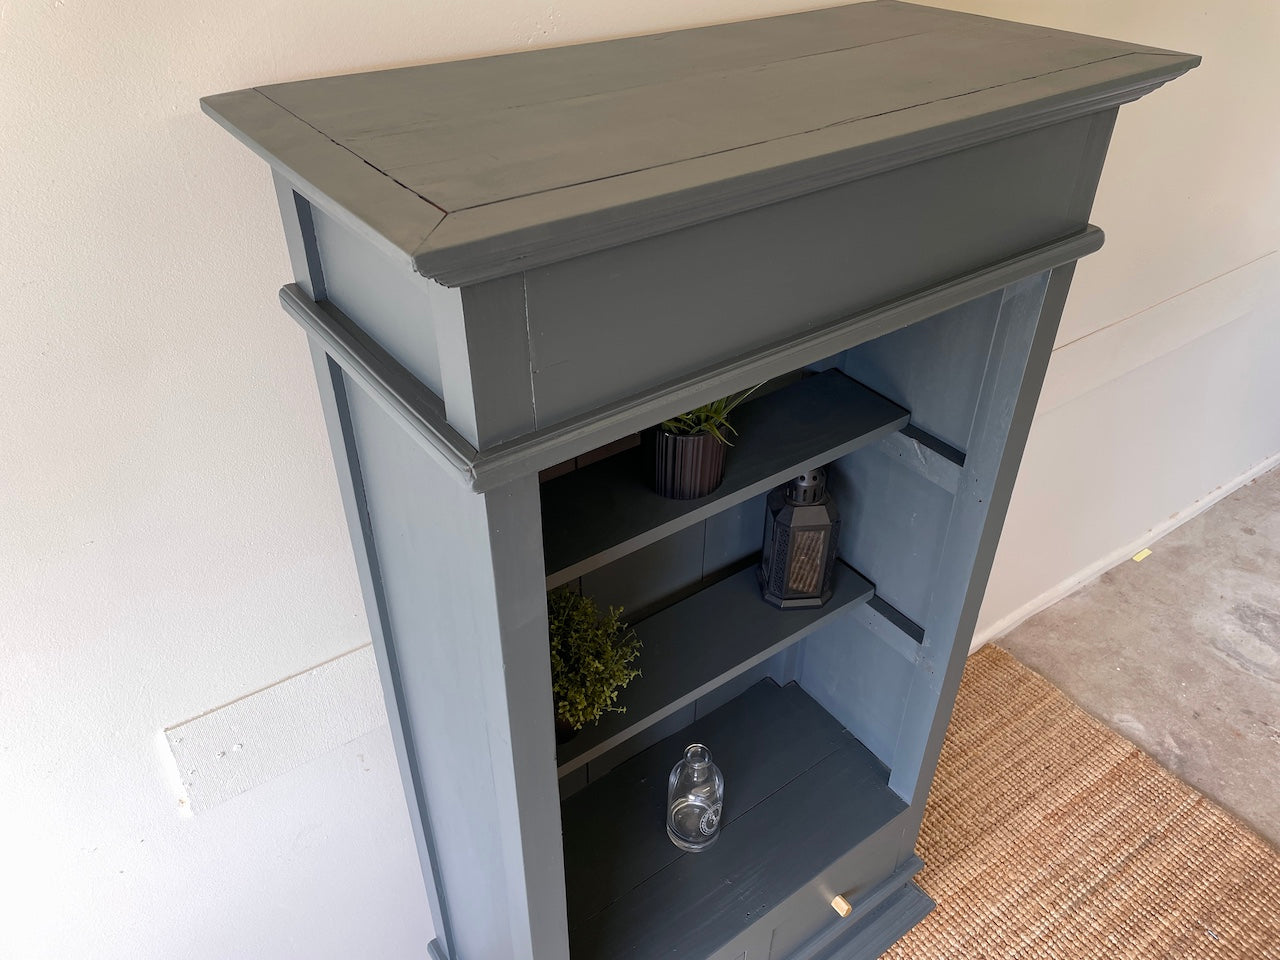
[562,679,908,960]
[541,370,909,589]
[557,560,873,776]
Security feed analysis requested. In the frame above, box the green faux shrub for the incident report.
[548,590,641,731]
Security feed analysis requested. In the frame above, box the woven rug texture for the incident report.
[881,644,1279,960]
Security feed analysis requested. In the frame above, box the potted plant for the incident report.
[548,589,642,743]
[646,385,761,499]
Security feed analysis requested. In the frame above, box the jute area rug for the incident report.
[882,645,1279,959]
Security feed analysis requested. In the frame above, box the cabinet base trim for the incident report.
[791,878,934,960]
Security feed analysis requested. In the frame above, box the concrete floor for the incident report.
[998,466,1280,846]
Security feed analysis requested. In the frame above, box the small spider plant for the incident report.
[659,384,762,446]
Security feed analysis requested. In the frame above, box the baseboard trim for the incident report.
[972,449,1280,651]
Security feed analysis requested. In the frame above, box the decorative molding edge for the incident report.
[283,227,1103,493]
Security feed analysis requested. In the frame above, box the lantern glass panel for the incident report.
[785,527,829,595]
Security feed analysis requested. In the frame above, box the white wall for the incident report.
[1,2,1274,958]
[945,0,1280,639]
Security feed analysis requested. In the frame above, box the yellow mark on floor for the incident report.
[1132,548,1153,563]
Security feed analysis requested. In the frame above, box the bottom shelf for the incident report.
[561,679,908,960]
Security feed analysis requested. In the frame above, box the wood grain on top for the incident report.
[202,1,1197,283]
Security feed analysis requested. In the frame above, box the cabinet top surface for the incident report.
[203,0,1196,285]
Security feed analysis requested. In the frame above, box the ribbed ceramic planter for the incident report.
[646,429,728,499]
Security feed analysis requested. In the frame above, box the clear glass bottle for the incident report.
[667,743,724,852]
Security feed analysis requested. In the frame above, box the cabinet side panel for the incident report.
[799,617,913,770]
[889,268,1066,835]
[799,274,1060,804]
[341,379,569,960]
[311,204,444,397]
[826,289,1007,626]
[307,345,450,950]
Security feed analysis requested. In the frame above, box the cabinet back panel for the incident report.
[797,618,913,774]
[829,449,951,631]
[575,490,767,619]
[841,290,1003,454]
[578,524,707,622]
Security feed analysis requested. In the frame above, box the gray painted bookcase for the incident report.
[202,4,1196,958]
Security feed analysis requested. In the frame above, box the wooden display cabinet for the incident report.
[202,4,1196,958]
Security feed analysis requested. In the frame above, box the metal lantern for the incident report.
[758,467,841,608]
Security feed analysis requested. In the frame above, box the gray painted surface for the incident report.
[842,291,1002,454]
[576,523,706,622]
[343,382,569,960]
[201,2,1195,284]
[800,605,916,771]
[447,276,536,447]
[307,345,455,947]
[279,285,475,476]
[563,680,907,960]
[209,6,1197,958]
[521,115,1094,425]
[872,431,963,495]
[205,85,445,270]
[893,269,1066,812]
[284,190,569,960]
[276,183,455,948]
[310,203,445,397]
[829,443,955,630]
[257,7,1149,212]
[541,370,907,587]
[777,857,926,960]
[800,883,934,960]
[556,562,874,777]
[278,228,1104,492]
